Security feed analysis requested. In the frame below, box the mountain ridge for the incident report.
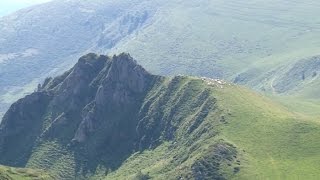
[0,53,239,179]
[1,53,320,179]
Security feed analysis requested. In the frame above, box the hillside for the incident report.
[1,53,320,179]
[0,165,53,180]
[1,0,320,118]
[111,0,320,97]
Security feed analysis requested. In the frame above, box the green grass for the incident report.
[216,85,320,179]
[269,95,320,117]
[26,141,76,179]
[0,165,53,180]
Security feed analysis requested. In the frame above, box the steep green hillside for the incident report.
[0,165,53,180]
[104,82,320,179]
[218,86,320,179]
[1,53,320,179]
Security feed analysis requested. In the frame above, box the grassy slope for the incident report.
[269,95,320,117]
[0,165,53,180]
[98,77,239,179]
[100,78,320,179]
[219,86,320,179]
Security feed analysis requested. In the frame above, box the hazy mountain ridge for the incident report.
[109,0,320,98]
[2,0,320,118]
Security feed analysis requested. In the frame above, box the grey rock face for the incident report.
[0,54,154,176]
[72,53,154,143]
[95,53,150,107]
[0,53,155,167]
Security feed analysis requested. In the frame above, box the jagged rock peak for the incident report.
[77,52,141,69]
[75,52,145,75]
[93,52,153,107]
[40,52,151,91]
[71,52,150,79]
[0,52,158,159]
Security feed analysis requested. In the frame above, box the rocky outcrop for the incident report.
[0,53,157,170]
[72,53,154,143]
[94,53,151,107]
[0,53,228,179]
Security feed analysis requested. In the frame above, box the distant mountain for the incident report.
[1,53,320,179]
[1,0,320,118]
[0,0,161,118]
[110,0,320,96]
